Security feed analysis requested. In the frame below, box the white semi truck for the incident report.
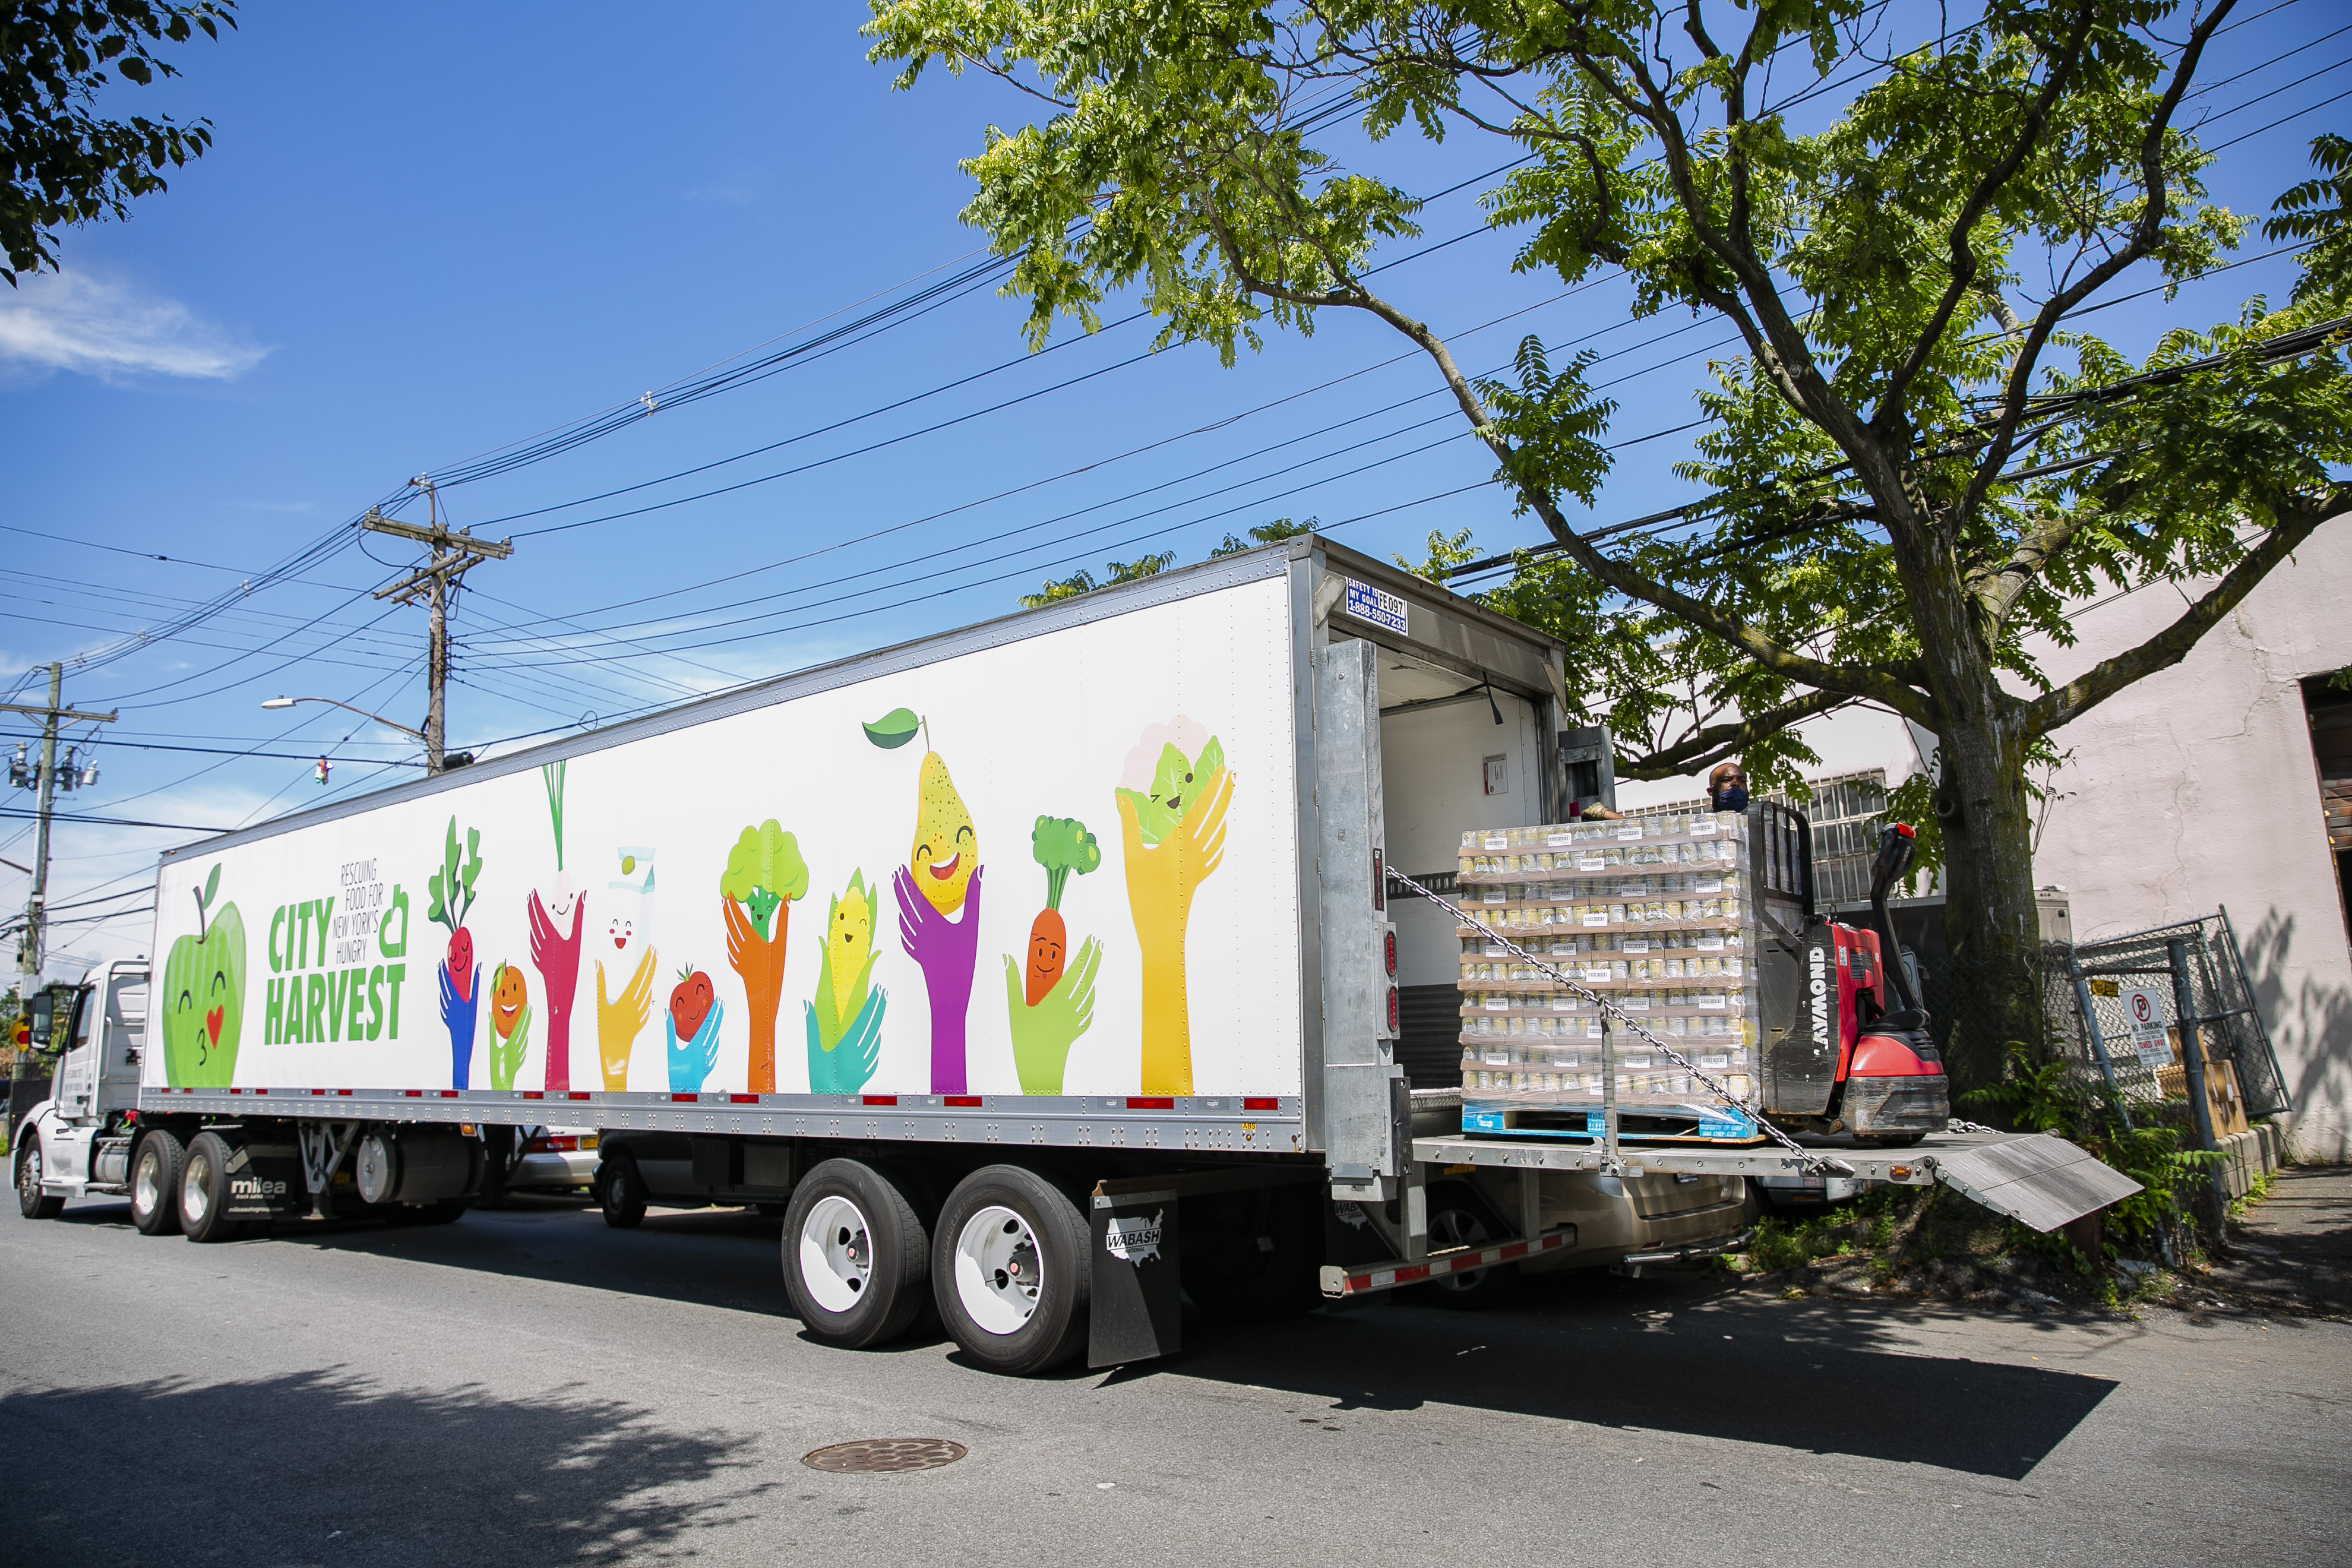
[12,537,2132,1374]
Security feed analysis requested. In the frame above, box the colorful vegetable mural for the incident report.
[488,961,531,1091]
[529,760,586,1092]
[805,871,886,1093]
[1116,721,1233,1095]
[595,845,659,1089]
[871,710,985,1094]
[162,862,244,1088]
[1003,816,1102,1094]
[720,820,808,1093]
[666,963,725,1091]
[426,817,484,1089]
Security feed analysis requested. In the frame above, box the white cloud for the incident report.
[0,267,268,381]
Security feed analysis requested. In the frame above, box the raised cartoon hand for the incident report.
[491,999,531,1092]
[527,892,586,1091]
[596,946,659,1090]
[440,962,483,1090]
[896,862,984,1094]
[1120,764,1231,1094]
[806,987,886,1095]
[665,997,725,1093]
[1004,936,1100,1096]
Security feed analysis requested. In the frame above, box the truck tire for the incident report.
[931,1164,1090,1376]
[599,1153,648,1229]
[14,1137,64,1220]
[130,1130,186,1235]
[178,1131,244,1244]
[1408,1183,1519,1310]
[1181,1183,1320,1323]
[783,1158,931,1350]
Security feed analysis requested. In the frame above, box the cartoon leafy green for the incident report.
[1116,735,1225,848]
[1031,816,1101,912]
[721,820,810,941]
[425,816,482,935]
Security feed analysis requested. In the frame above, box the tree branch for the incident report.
[2024,485,2350,735]
[1875,2,2098,428]
[1616,688,1856,780]
[1956,0,2238,530]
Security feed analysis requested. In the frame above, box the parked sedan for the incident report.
[507,1128,599,1194]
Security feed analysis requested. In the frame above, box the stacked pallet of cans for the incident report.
[1453,811,1759,1139]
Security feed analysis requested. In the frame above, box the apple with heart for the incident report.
[163,896,245,1088]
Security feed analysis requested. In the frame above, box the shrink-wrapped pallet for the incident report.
[1452,814,1760,1140]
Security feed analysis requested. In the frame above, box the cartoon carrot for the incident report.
[1026,816,1101,1006]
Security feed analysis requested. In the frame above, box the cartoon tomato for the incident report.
[670,967,715,1040]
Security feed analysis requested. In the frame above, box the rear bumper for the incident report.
[1846,1073,1949,1136]
[508,1150,598,1189]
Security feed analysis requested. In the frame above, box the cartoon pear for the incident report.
[909,749,978,916]
[827,872,875,1020]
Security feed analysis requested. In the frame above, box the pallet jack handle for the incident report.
[1869,824,1926,1019]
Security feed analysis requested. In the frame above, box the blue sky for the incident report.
[2,0,2343,968]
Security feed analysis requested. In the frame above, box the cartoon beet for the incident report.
[426,816,485,1088]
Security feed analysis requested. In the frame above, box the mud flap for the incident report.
[1088,1194,1183,1369]
[1929,1134,2144,1232]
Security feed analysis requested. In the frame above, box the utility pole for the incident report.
[4,663,118,978]
[361,482,513,774]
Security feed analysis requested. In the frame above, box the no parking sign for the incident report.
[2122,984,2173,1067]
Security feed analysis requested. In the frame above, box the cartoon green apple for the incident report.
[163,864,245,1087]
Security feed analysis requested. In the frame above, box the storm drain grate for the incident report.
[802,1438,967,1474]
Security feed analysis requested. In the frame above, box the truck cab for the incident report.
[12,960,151,1213]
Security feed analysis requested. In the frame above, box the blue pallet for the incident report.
[1462,1102,1766,1145]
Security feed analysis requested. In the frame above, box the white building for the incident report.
[1615,524,2352,1161]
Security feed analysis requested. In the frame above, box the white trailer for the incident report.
[12,537,2130,1373]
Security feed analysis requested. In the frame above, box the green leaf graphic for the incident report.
[862,707,922,749]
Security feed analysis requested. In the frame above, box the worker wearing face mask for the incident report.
[1708,762,1749,813]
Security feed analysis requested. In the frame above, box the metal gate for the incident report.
[2057,909,2290,1121]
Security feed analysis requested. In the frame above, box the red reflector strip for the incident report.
[1327,1228,1572,1298]
[671,1093,697,1102]
[944,1095,981,1107]
[729,1093,760,1104]
[1242,1096,1278,1110]
[403,1090,422,1098]
[440,1090,458,1098]
[310,1089,325,1095]
[252,1088,268,1095]
[336,1089,353,1096]
[1127,1096,1175,1109]
[862,1095,897,1106]
[567,1091,590,1100]
[521,1090,544,1099]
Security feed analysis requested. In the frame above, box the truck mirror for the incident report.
[26,991,53,1051]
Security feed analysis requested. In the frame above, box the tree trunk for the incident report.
[1931,713,2046,1097]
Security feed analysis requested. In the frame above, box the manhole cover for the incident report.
[802,1438,967,1474]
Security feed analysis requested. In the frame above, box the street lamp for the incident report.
[261,697,469,774]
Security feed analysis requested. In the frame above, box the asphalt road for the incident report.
[3,1189,2344,1568]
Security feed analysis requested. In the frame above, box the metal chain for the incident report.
[1388,869,1854,1175]
[1945,1118,1998,1135]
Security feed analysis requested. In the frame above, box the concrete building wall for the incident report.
[2031,529,2352,1162]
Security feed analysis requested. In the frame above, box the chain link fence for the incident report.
[2053,911,2290,1122]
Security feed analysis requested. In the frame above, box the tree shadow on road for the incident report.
[0,1367,775,1564]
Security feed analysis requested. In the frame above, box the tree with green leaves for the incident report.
[868,0,2351,1068]
[2,1,236,283]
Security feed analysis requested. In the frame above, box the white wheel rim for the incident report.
[182,1155,210,1226]
[134,1150,160,1216]
[798,1194,872,1314]
[20,1147,40,1197]
[953,1205,1042,1336]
